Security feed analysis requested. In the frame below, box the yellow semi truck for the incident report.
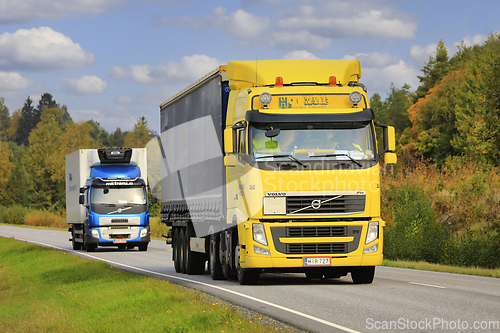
[160,59,396,285]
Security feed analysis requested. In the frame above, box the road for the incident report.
[1,225,499,333]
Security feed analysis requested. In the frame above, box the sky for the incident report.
[0,0,499,134]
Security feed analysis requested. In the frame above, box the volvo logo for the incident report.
[311,199,322,209]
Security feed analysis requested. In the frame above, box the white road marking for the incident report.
[409,281,446,289]
[1,234,360,333]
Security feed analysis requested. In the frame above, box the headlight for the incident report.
[349,91,363,105]
[140,228,149,238]
[365,221,379,244]
[253,223,268,246]
[259,92,272,107]
[91,229,99,238]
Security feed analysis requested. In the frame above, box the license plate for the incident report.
[113,239,126,244]
[303,257,331,266]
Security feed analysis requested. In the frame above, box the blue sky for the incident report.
[0,0,499,134]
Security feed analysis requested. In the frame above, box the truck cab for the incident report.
[67,148,151,252]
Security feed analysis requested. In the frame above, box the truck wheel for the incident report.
[172,228,182,273]
[138,244,148,251]
[236,247,259,285]
[184,226,205,275]
[85,243,96,252]
[222,230,237,280]
[83,234,96,252]
[209,233,224,280]
[351,266,375,284]
[71,228,82,250]
[237,267,260,285]
[179,229,187,274]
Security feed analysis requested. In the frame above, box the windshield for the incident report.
[91,186,147,206]
[250,122,375,162]
[90,186,147,214]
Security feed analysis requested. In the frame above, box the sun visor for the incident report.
[245,108,374,123]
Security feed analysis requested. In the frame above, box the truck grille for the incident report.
[287,226,346,237]
[99,216,141,226]
[109,234,130,239]
[287,243,347,254]
[286,194,365,215]
[270,225,362,255]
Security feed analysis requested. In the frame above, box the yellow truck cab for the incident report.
[160,59,396,285]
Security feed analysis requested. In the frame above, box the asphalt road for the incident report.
[1,225,499,333]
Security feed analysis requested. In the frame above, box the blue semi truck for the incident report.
[66,148,152,252]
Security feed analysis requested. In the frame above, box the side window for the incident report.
[238,128,246,154]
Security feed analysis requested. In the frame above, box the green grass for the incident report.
[383,259,500,278]
[0,237,287,333]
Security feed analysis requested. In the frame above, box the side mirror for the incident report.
[224,128,235,153]
[224,154,237,167]
[384,126,396,152]
[79,187,85,194]
[375,122,397,164]
[79,195,85,205]
[385,152,397,164]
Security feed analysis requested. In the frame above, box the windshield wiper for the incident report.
[309,154,363,167]
[255,154,307,168]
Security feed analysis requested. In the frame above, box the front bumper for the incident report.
[86,226,150,245]
[239,220,383,270]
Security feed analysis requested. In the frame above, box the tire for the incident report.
[209,233,224,280]
[71,228,82,250]
[184,226,205,275]
[179,229,187,274]
[85,243,96,252]
[173,228,182,273]
[236,246,259,285]
[84,234,96,252]
[138,243,148,251]
[237,267,260,285]
[351,266,375,284]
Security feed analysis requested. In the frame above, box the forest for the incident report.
[0,33,499,269]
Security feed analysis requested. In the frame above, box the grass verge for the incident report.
[382,259,500,278]
[0,237,290,333]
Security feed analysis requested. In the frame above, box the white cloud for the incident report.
[269,31,331,50]
[154,2,417,51]
[60,75,107,95]
[343,52,419,93]
[278,5,417,40]
[0,72,33,90]
[345,52,400,68]
[283,50,318,59]
[0,0,126,24]
[458,34,489,48]
[409,43,438,68]
[154,6,270,39]
[70,105,159,133]
[111,54,220,85]
[363,60,420,94]
[0,27,95,72]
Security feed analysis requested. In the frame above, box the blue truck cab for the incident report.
[66,148,152,252]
